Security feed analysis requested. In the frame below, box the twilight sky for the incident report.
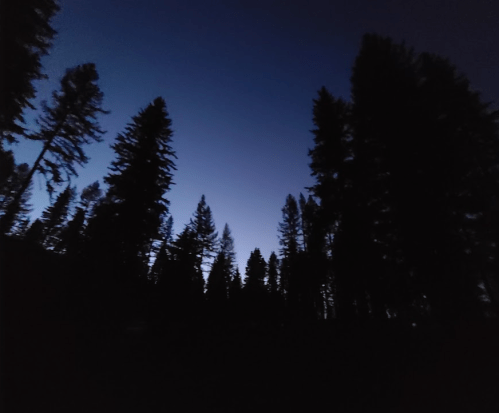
[12,0,499,274]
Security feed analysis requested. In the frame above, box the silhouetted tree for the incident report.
[0,0,59,141]
[149,215,174,284]
[54,181,102,255]
[267,251,279,295]
[244,248,267,294]
[278,194,302,304]
[0,63,107,233]
[24,218,45,245]
[206,252,231,304]
[86,97,176,284]
[229,267,243,300]
[56,207,86,255]
[188,195,218,275]
[0,162,33,234]
[167,225,205,311]
[40,185,76,249]
[79,180,102,210]
[219,223,236,272]
[308,33,499,322]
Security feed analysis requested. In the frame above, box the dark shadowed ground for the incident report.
[3,238,499,413]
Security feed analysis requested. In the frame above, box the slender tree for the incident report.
[229,267,243,300]
[278,194,302,301]
[219,223,236,271]
[267,251,279,295]
[0,63,108,233]
[0,162,33,234]
[188,195,218,275]
[40,185,76,249]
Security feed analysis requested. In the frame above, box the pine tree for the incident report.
[0,0,59,141]
[40,185,76,249]
[86,97,176,283]
[244,248,267,294]
[55,181,102,255]
[188,195,218,275]
[149,215,174,284]
[0,162,33,234]
[206,252,231,304]
[24,219,45,245]
[229,267,243,300]
[80,181,102,210]
[56,207,86,255]
[267,251,279,295]
[0,63,107,233]
[219,223,236,274]
[167,225,205,308]
[278,194,302,300]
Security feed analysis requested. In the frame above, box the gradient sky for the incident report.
[11,0,499,274]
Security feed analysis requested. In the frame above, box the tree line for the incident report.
[1,0,498,329]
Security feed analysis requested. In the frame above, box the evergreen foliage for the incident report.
[267,251,279,295]
[219,223,236,273]
[308,33,499,321]
[206,252,231,303]
[188,195,218,274]
[86,97,176,283]
[244,248,267,293]
[0,0,60,141]
[0,63,107,234]
[40,185,76,249]
[0,162,33,235]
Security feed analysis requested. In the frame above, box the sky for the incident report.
[11,0,499,274]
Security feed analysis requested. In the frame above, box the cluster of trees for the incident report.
[2,0,498,329]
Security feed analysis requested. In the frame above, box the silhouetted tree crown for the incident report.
[188,195,218,274]
[0,0,60,141]
[86,97,176,282]
[244,248,267,294]
[267,251,279,295]
[0,63,107,234]
[40,184,76,249]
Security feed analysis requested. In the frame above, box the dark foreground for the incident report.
[2,239,499,412]
[4,311,499,413]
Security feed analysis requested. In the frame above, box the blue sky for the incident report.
[11,0,499,274]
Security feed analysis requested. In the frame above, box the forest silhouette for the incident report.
[1,1,499,412]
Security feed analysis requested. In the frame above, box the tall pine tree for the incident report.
[86,97,176,284]
[188,195,218,276]
[0,63,108,234]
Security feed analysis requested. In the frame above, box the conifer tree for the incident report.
[167,225,205,307]
[219,223,236,274]
[80,181,102,210]
[149,215,174,284]
[278,194,302,300]
[188,195,218,275]
[55,181,102,255]
[56,207,86,255]
[244,248,267,294]
[24,219,45,245]
[0,162,33,234]
[86,97,176,283]
[206,252,231,304]
[267,251,279,295]
[229,267,243,300]
[0,0,59,141]
[0,63,107,233]
[40,185,76,249]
